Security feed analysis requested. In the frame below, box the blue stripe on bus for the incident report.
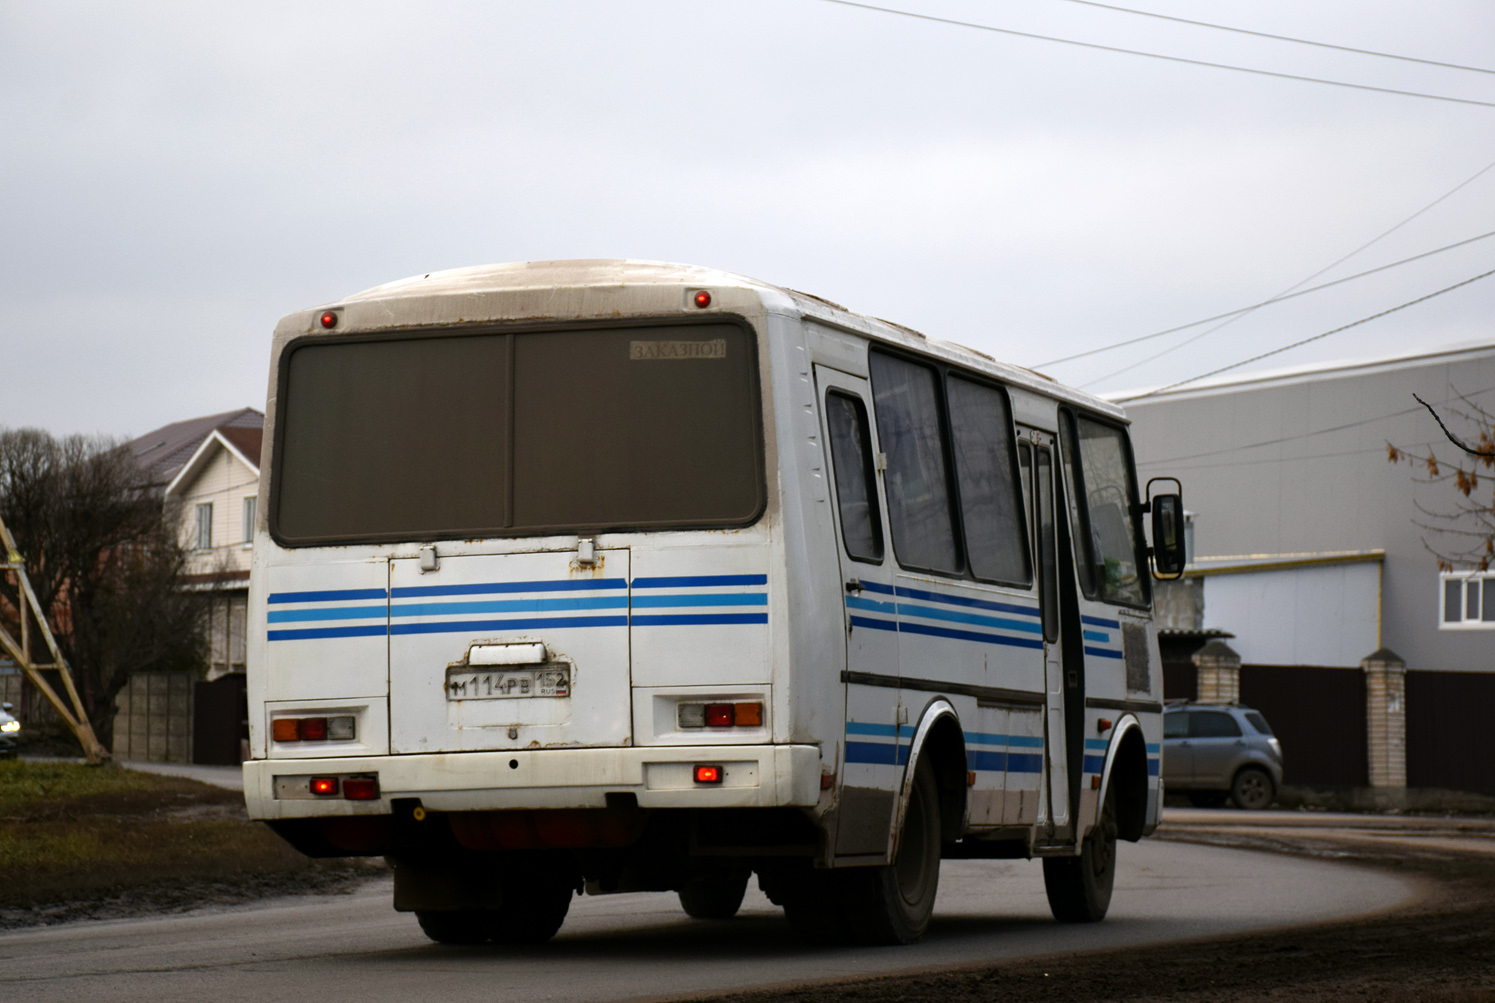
[1007,753,1042,772]
[846,722,914,738]
[1146,743,1160,754]
[897,620,1046,650]
[895,601,1044,635]
[1083,755,1106,774]
[844,595,899,615]
[1081,614,1121,629]
[893,586,1041,618]
[1147,759,1160,776]
[1085,738,1110,750]
[631,613,769,626]
[1084,646,1124,659]
[847,615,1044,650]
[267,624,389,641]
[631,575,767,588]
[391,596,630,618]
[846,741,908,766]
[1082,630,1109,642]
[858,581,897,596]
[391,579,627,599]
[269,605,389,623]
[966,732,1044,748]
[268,588,387,604]
[630,593,767,608]
[391,615,628,635]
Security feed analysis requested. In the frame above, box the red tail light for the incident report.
[705,703,734,727]
[694,765,723,784]
[343,777,379,800]
[300,717,328,741]
[310,777,339,796]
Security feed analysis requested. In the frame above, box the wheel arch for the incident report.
[895,699,968,854]
[1099,717,1150,843]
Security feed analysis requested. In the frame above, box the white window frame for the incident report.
[195,502,213,551]
[242,496,257,546]
[1440,571,1495,630]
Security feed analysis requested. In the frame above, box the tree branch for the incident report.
[1415,394,1495,457]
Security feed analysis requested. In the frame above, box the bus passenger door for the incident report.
[815,365,902,859]
[1022,432,1074,842]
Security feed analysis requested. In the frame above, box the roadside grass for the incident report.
[0,761,380,923]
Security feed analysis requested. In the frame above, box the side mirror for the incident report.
[1145,477,1186,579]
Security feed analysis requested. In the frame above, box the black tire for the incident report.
[485,868,574,944]
[680,869,750,920]
[1230,766,1275,811]
[1043,783,1118,923]
[415,909,492,945]
[838,754,943,945]
[414,868,573,946]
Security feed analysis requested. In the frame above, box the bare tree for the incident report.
[1387,392,1495,571]
[0,428,206,748]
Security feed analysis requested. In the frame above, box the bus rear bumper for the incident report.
[243,744,822,819]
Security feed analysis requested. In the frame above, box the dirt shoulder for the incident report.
[0,761,381,929]
[676,825,1495,1003]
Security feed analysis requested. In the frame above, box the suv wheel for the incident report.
[1231,767,1274,810]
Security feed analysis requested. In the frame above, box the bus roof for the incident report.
[285,259,1124,421]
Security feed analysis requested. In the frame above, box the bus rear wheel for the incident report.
[414,868,573,945]
[1043,783,1117,923]
[680,868,751,919]
[839,754,942,945]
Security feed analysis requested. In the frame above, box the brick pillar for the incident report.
[1362,648,1407,788]
[1192,639,1241,703]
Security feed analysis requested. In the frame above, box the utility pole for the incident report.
[0,510,110,763]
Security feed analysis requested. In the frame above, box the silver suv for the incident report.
[1162,703,1283,810]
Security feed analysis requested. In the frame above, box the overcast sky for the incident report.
[3,0,1493,437]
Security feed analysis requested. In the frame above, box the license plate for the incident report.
[446,665,570,700]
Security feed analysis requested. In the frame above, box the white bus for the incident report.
[243,260,1185,946]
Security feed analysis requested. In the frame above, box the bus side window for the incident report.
[1068,414,1149,606]
[947,376,1031,587]
[1035,446,1058,643]
[868,352,962,575]
[826,391,884,563]
[1057,410,1098,598]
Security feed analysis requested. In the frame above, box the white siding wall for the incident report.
[177,445,259,576]
[1202,562,1381,667]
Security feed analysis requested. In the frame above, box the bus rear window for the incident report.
[271,323,764,544]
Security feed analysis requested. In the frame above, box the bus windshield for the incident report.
[271,322,763,544]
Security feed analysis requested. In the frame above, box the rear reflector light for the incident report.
[694,765,722,784]
[677,701,764,730]
[343,777,379,800]
[272,715,357,742]
[310,777,339,796]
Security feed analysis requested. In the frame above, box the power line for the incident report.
[1034,153,1495,376]
[1132,384,1495,467]
[1051,0,1495,76]
[1114,267,1495,402]
[816,0,1495,108]
[1038,227,1495,369]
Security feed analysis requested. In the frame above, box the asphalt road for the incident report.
[0,837,1415,1003]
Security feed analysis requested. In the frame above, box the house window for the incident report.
[242,497,257,545]
[1441,572,1495,629]
[195,503,213,550]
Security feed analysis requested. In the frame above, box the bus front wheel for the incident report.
[1043,783,1117,923]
